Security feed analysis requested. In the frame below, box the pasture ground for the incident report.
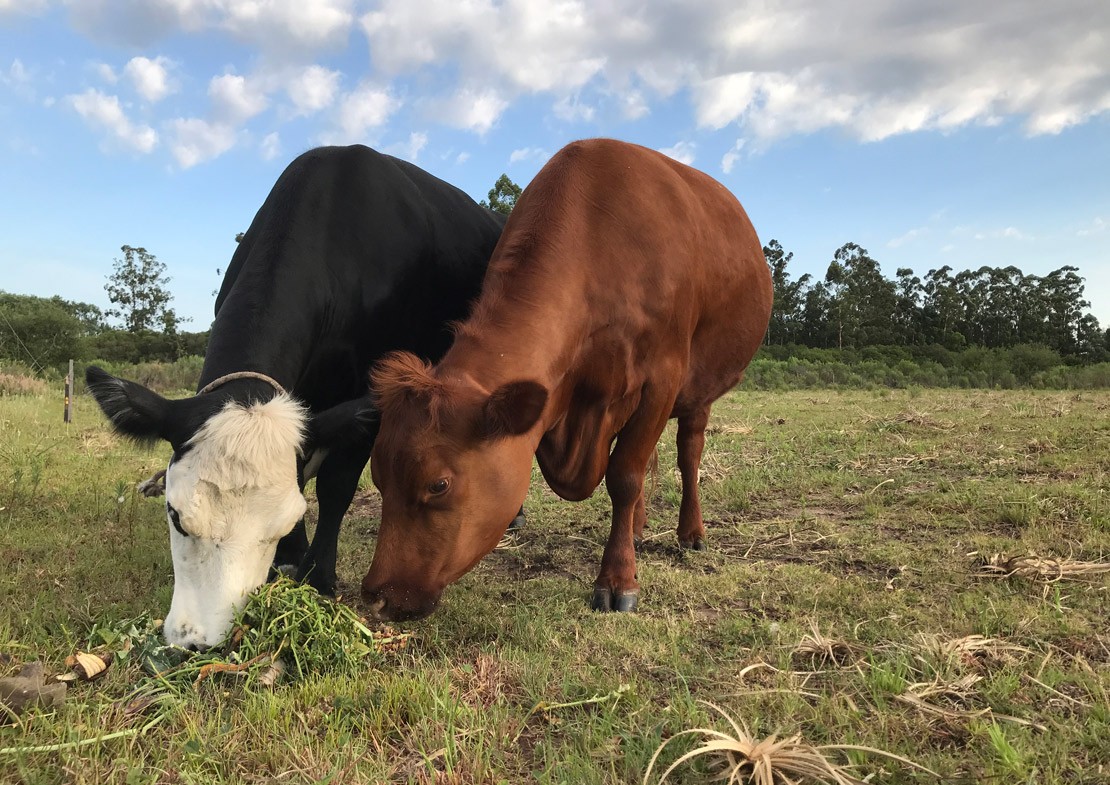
[1,388,1108,784]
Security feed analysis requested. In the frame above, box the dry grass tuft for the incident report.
[916,634,1032,671]
[861,408,955,431]
[644,701,939,785]
[971,552,1110,583]
[792,624,856,669]
[0,372,49,396]
[895,674,1046,730]
[706,423,755,436]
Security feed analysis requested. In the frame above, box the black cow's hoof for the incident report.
[633,537,643,551]
[508,512,526,531]
[590,587,640,613]
[296,561,337,597]
[308,575,337,598]
[680,538,707,551]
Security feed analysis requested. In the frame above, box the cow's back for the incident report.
[207,145,505,410]
[493,139,771,415]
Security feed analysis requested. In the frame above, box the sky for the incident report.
[1,0,1108,331]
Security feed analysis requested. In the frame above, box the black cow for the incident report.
[86,145,511,649]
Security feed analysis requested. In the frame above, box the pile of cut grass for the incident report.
[88,577,408,692]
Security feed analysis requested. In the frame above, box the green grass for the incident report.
[1,388,1108,783]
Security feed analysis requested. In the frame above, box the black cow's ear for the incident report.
[482,380,547,438]
[305,397,381,452]
[84,365,172,445]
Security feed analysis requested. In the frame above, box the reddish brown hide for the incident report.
[363,138,773,620]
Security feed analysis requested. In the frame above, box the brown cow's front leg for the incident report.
[592,393,674,612]
[676,405,711,550]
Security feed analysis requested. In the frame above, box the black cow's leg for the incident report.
[273,518,310,575]
[296,445,370,596]
[272,461,312,577]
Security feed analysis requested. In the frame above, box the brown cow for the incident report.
[363,138,772,620]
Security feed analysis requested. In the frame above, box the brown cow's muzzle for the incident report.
[361,577,442,622]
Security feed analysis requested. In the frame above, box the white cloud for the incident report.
[124,55,174,102]
[328,82,399,142]
[386,131,428,162]
[209,73,268,124]
[260,131,281,161]
[1077,217,1106,237]
[218,0,354,54]
[618,89,649,121]
[888,228,926,248]
[284,64,340,116]
[361,0,605,92]
[2,59,38,101]
[67,88,158,153]
[455,151,470,164]
[64,0,209,46]
[63,0,352,55]
[509,147,546,164]
[721,138,745,174]
[657,140,695,165]
[3,58,37,100]
[552,94,595,123]
[0,0,51,16]
[436,86,506,134]
[33,0,1110,151]
[93,62,117,83]
[167,117,235,168]
[973,227,1033,241]
[357,0,1110,144]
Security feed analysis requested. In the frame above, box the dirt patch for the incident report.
[345,489,382,520]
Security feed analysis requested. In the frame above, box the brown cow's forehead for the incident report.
[376,429,457,483]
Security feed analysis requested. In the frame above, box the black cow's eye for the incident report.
[167,503,188,537]
[428,478,450,495]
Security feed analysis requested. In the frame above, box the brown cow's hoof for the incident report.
[590,587,640,612]
[680,538,706,551]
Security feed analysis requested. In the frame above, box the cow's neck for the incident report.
[199,306,314,397]
[438,253,588,434]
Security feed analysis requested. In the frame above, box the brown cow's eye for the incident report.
[428,478,450,495]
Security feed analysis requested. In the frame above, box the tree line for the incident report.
[1,245,206,373]
[2,181,1107,386]
[764,240,1108,362]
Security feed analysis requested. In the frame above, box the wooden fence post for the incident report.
[64,359,73,423]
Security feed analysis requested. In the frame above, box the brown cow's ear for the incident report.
[482,380,547,438]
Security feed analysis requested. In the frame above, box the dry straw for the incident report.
[915,633,1032,670]
[644,701,939,785]
[971,552,1110,583]
[792,623,856,669]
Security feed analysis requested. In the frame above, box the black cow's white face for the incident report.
[84,366,316,649]
[161,396,307,649]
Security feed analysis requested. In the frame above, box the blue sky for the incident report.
[2,0,1108,330]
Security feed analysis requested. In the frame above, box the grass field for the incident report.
[1,387,1108,784]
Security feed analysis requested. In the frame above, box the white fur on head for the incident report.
[163,394,309,648]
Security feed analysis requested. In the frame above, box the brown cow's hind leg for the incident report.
[676,404,711,550]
